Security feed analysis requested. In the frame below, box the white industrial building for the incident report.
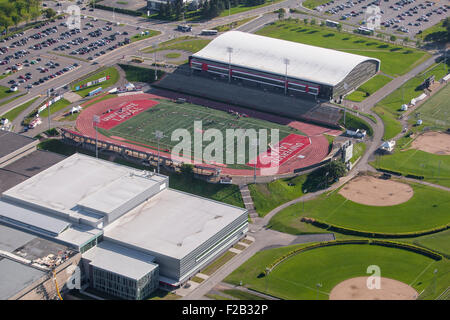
[0,153,248,299]
[190,31,380,100]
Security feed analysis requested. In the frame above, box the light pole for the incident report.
[93,115,100,158]
[227,47,233,83]
[113,7,115,22]
[284,58,289,95]
[155,130,164,174]
[303,189,307,212]
[47,88,51,130]
[153,43,158,80]
[265,267,271,293]
[228,0,231,17]
[433,269,438,295]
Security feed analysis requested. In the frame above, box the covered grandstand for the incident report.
[189,31,380,101]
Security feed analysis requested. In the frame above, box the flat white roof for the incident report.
[104,189,247,259]
[82,241,157,280]
[192,31,380,86]
[2,153,164,220]
[0,200,70,235]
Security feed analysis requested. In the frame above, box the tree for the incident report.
[278,8,285,21]
[390,35,397,43]
[310,18,316,25]
[302,161,347,192]
[42,8,57,20]
[415,39,421,48]
[336,24,342,32]
[303,18,308,25]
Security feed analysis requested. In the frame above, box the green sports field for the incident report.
[225,243,450,300]
[256,20,430,77]
[415,229,450,258]
[98,99,304,169]
[269,179,450,234]
[413,83,450,129]
[346,74,393,102]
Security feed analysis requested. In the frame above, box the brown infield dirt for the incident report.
[329,276,418,300]
[338,175,414,206]
[411,131,450,155]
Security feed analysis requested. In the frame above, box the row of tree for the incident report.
[158,0,267,20]
[0,0,43,35]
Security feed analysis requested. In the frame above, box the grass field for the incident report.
[130,29,160,43]
[346,74,393,102]
[71,66,120,97]
[164,52,181,59]
[415,229,450,258]
[213,16,257,32]
[374,62,449,140]
[0,85,18,101]
[1,97,39,121]
[225,243,449,300]
[371,149,450,188]
[302,0,330,9]
[269,179,450,234]
[217,0,283,17]
[201,251,237,276]
[256,20,430,77]
[350,142,366,164]
[38,139,244,208]
[118,64,165,84]
[416,19,447,42]
[412,83,450,129]
[249,175,307,216]
[142,37,211,54]
[98,99,304,169]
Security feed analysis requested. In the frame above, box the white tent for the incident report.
[401,104,408,111]
[70,106,82,114]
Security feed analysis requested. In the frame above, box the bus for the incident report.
[201,29,218,35]
[357,26,374,35]
[325,20,340,28]
[177,25,192,32]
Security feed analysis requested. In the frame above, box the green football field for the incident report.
[98,99,304,169]
[225,243,450,300]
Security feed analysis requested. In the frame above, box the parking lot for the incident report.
[0,13,140,93]
[314,0,449,37]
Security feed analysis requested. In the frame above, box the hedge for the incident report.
[265,239,442,274]
[305,218,450,239]
[370,240,442,260]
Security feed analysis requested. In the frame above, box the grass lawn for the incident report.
[218,0,283,17]
[131,29,161,43]
[58,95,116,122]
[0,85,18,100]
[1,97,39,122]
[213,16,257,32]
[142,37,211,54]
[190,276,205,283]
[350,142,366,164]
[37,139,244,208]
[411,83,450,130]
[47,98,71,116]
[414,229,450,258]
[205,293,233,300]
[147,289,181,300]
[119,64,165,83]
[371,149,450,188]
[164,52,181,59]
[346,74,393,102]
[302,0,330,9]
[269,179,450,234]
[374,62,449,140]
[416,20,447,42]
[222,289,267,300]
[201,251,237,276]
[339,110,373,136]
[71,66,120,97]
[249,175,307,216]
[226,243,448,300]
[256,20,429,77]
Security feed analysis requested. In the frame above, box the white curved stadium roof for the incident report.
[192,31,380,86]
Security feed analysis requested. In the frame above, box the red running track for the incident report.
[76,93,333,176]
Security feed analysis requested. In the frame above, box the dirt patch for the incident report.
[329,277,417,300]
[339,175,413,206]
[411,131,450,155]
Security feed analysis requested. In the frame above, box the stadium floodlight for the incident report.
[153,43,158,80]
[154,130,164,174]
[227,47,233,83]
[284,58,290,95]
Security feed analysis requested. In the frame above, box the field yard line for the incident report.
[408,260,436,287]
[269,275,330,296]
[400,149,419,167]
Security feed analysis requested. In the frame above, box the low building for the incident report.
[0,153,248,299]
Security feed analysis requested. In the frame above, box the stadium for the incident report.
[189,31,381,101]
